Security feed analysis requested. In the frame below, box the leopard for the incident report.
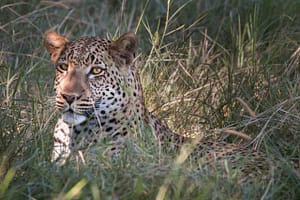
[44,31,271,177]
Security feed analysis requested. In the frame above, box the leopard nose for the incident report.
[62,94,81,105]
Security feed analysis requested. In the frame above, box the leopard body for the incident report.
[44,32,268,176]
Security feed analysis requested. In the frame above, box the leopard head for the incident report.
[44,32,139,126]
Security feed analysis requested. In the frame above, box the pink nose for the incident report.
[62,94,81,104]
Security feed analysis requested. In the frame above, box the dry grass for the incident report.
[0,0,299,199]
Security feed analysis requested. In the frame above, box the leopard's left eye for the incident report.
[90,67,103,75]
[57,64,68,72]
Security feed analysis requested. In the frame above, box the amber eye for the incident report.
[91,67,103,75]
[57,64,68,71]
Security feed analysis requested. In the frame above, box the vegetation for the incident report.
[0,0,299,199]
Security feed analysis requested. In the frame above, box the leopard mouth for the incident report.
[62,109,87,125]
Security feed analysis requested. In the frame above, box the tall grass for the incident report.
[0,0,299,199]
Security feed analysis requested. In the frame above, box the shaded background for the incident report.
[0,0,299,199]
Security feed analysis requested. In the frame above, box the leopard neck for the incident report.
[126,66,186,145]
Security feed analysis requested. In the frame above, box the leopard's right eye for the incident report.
[57,64,68,72]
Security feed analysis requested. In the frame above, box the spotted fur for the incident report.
[45,32,270,177]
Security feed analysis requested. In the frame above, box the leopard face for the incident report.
[45,32,141,129]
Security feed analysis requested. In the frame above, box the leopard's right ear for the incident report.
[44,32,68,63]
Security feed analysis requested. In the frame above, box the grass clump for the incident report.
[0,0,299,199]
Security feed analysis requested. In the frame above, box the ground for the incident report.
[0,0,299,199]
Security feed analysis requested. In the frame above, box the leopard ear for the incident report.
[44,31,68,63]
[109,32,137,66]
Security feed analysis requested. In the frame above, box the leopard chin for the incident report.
[62,111,87,125]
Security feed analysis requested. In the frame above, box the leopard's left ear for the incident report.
[109,32,137,66]
[44,31,68,63]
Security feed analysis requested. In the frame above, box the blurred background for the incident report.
[0,0,299,199]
